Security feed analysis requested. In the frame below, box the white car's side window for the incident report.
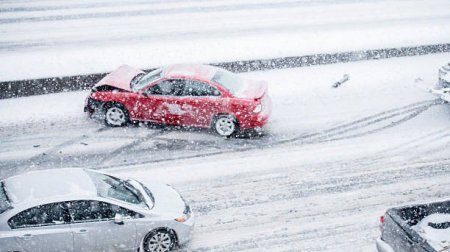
[69,200,140,223]
[8,202,69,229]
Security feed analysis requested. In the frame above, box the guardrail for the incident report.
[1,43,449,99]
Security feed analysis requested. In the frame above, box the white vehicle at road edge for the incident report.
[428,87,450,103]
[438,61,450,88]
[0,168,194,252]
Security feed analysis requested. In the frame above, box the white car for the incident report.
[0,168,194,252]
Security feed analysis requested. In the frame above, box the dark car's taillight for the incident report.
[379,215,385,231]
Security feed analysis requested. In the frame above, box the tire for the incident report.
[104,103,129,127]
[213,114,238,137]
[142,229,176,252]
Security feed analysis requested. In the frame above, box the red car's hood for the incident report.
[94,65,144,91]
[234,79,268,100]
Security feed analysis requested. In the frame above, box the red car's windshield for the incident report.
[211,69,243,94]
[131,68,163,91]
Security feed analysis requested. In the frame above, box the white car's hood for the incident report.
[138,179,186,214]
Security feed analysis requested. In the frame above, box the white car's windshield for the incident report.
[86,171,149,209]
[131,68,163,91]
[0,182,11,214]
[211,69,243,94]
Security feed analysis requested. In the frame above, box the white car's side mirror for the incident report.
[114,213,124,225]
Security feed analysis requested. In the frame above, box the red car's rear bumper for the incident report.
[238,96,272,129]
[241,113,270,129]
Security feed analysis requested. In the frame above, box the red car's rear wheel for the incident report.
[213,115,237,137]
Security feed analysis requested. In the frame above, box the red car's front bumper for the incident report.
[84,96,104,116]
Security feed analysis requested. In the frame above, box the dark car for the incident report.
[377,199,450,252]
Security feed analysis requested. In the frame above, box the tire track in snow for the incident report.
[28,127,110,161]
[190,221,376,252]
[0,1,321,24]
[0,126,110,178]
[366,127,450,164]
[184,173,450,251]
[98,128,169,165]
[181,164,450,249]
[98,99,440,169]
[183,159,450,215]
[176,161,450,251]
[274,99,440,143]
[315,101,437,142]
[0,98,441,177]
[6,16,450,53]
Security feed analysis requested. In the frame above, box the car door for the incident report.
[7,202,73,252]
[179,80,222,127]
[68,200,139,252]
[135,79,186,125]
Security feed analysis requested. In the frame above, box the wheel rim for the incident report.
[106,107,125,126]
[215,116,235,136]
[147,232,172,252]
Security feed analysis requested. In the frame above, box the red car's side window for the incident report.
[147,80,184,96]
[184,80,220,97]
[147,79,220,97]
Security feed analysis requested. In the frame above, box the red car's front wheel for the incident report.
[104,104,129,127]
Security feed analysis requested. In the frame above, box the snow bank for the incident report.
[1,0,450,81]
[0,91,88,126]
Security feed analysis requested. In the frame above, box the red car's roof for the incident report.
[163,64,218,80]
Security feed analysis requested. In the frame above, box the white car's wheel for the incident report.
[142,229,176,252]
[213,115,237,137]
[104,104,128,127]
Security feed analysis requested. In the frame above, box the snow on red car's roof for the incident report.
[163,64,218,80]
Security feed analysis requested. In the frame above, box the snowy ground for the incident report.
[1,0,450,81]
[2,0,450,251]
[1,53,450,251]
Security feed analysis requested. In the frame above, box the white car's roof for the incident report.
[3,168,97,205]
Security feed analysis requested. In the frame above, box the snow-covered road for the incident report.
[1,53,449,251]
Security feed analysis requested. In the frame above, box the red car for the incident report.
[84,64,271,137]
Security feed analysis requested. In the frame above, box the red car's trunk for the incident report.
[235,80,268,100]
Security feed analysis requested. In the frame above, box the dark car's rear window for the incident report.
[0,182,12,214]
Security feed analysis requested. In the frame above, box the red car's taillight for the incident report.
[253,103,262,113]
